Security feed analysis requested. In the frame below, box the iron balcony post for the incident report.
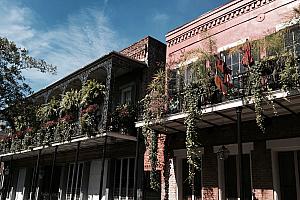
[31,149,41,200]
[70,141,80,200]
[49,146,58,200]
[99,135,108,199]
[133,129,141,200]
[236,106,243,199]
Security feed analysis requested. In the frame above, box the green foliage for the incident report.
[150,131,160,191]
[80,79,106,108]
[182,59,215,181]
[246,63,266,132]
[280,54,300,90]
[60,89,81,116]
[141,69,167,190]
[36,99,59,123]
[111,103,136,132]
[0,37,56,125]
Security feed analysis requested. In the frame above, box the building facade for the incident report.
[0,36,166,200]
[137,0,300,200]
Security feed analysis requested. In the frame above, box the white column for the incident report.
[175,158,182,200]
[218,159,225,200]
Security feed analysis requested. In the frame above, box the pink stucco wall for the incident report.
[166,0,299,67]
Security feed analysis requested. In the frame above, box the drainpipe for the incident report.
[49,146,58,200]
[236,107,243,199]
[99,135,108,199]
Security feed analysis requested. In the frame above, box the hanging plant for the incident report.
[80,79,106,108]
[111,104,136,134]
[60,89,81,117]
[181,56,215,181]
[79,80,105,136]
[36,98,59,145]
[280,53,300,91]
[141,69,167,190]
[246,62,266,133]
[80,104,99,136]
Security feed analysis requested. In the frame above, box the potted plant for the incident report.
[56,89,80,141]
[112,104,136,134]
[79,80,105,136]
[36,98,59,145]
[23,127,35,149]
[11,131,24,152]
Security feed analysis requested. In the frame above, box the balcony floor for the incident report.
[0,132,136,161]
[135,89,300,134]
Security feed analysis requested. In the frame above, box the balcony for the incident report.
[0,52,144,157]
[136,54,300,133]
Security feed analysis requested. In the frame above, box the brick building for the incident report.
[0,36,166,200]
[137,0,300,200]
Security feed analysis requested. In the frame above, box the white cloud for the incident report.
[0,0,122,91]
[153,13,169,24]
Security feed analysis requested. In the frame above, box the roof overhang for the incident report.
[135,89,300,134]
[0,132,136,161]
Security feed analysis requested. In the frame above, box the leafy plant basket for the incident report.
[80,80,105,136]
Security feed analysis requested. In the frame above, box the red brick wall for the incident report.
[251,141,274,200]
[144,134,166,171]
[202,146,219,200]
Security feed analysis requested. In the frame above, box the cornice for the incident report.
[167,0,276,47]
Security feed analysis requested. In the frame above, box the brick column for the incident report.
[251,141,274,200]
[202,146,219,200]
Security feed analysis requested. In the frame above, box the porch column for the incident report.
[201,146,218,200]
[70,142,80,200]
[30,149,41,200]
[236,106,243,199]
[217,159,225,200]
[99,135,108,199]
[99,60,112,132]
[49,146,58,200]
[133,130,141,200]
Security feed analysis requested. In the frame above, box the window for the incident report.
[66,163,84,200]
[143,171,161,200]
[182,158,202,200]
[224,154,252,200]
[220,52,243,88]
[284,27,300,56]
[168,69,184,113]
[278,151,300,200]
[112,158,135,200]
[121,86,132,105]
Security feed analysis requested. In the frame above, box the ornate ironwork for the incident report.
[99,60,112,133]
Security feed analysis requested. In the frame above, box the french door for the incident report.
[112,158,135,200]
[66,162,84,200]
[278,151,300,200]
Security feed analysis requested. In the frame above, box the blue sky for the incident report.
[0,0,228,91]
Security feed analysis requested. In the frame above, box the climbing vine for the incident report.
[141,69,167,190]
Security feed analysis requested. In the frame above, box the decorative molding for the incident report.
[167,0,276,47]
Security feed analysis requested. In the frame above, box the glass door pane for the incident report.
[242,154,251,200]
[278,151,297,200]
[225,155,237,199]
